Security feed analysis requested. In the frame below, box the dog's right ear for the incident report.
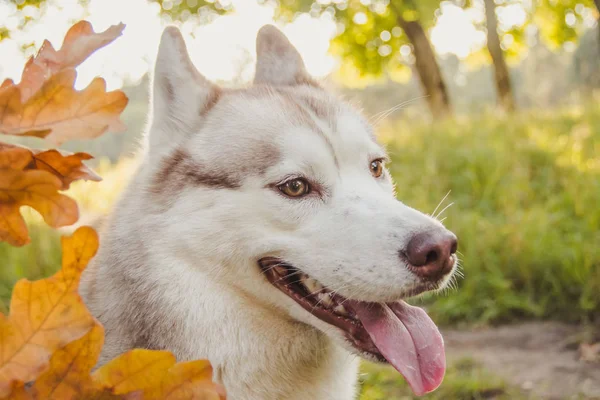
[254,25,315,87]
[149,27,219,155]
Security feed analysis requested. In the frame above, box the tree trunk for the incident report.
[484,0,515,112]
[395,13,452,120]
[593,0,600,56]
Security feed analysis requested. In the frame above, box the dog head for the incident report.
[145,25,458,396]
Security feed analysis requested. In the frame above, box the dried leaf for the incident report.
[0,204,29,247]
[93,350,225,400]
[29,324,105,400]
[0,69,128,144]
[0,143,101,189]
[0,227,98,396]
[93,350,177,395]
[0,168,78,246]
[32,149,101,189]
[59,21,125,73]
[17,21,125,103]
[148,360,226,400]
[0,144,32,169]
[10,323,142,400]
[0,80,13,90]
[0,143,99,245]
[26,336,224,399]
[2,382,33,400]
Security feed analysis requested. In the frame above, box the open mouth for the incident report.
[259,257,450,396]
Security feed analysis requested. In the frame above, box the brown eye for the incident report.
[370,159,384,178]
[279,178,310,197]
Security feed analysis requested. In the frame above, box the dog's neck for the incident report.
[162,257,360,400]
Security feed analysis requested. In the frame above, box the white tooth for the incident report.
[274,266,287,276]
[303,278,319,293]
[318,293,333,307]
[334,304,348,315]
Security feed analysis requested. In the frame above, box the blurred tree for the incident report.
[153,0,232,22]
[278,0,452,120]
[483,0,515,112]
[535,0,599,50]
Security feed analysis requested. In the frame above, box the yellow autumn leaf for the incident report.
[93,350,178,395]
[8,321,224,399]
[148,360,226,400]
[93,350,226,400]
[29,324,105,400]
[0,227,98,397]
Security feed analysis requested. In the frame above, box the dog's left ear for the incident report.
[149,26,219,156]
[254,25,315,87]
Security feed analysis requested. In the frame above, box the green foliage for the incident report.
[359,358,523,399]
[0,223,61,314]
[277,0,444,84]
[15,0,46,8]
[535,0,598,48]
[382,105,600,324]
[153,0,231,21]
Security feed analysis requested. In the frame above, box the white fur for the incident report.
[80,25,453,400]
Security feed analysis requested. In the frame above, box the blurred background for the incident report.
[1,0,599,398]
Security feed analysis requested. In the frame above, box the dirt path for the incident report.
[442,322,600,399]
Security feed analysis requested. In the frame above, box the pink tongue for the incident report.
[350,301,445,396]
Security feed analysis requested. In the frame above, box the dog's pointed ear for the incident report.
[149,26,219,155]
[254,25,315,86]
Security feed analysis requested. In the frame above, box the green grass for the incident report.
[381,105,600,325]
[0,223,61,314]
[359,359,523,400]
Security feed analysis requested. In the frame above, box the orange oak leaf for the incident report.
[4,324,222,399]
[32,149,101,190]
[0,203,29,247]
[2,382,33,400]
[0,144,32,170]
[17,21,125,103]
[0,168,78,246]
[93,350,178,395]
[0,143,101,189]
[0,80,13,90]
[0,227,98,397]
[59,21,126,74]
[28,324,105,399]
[93,350,225,400]
[0,143,99,246]
[146,360,226,400]
[26,324,141,400]
[0,69,128,144]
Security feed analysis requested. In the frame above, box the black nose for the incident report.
[404,229,458,279]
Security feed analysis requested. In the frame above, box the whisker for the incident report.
[274,274,304,285]
[431,190,451,218]
[370,95,429,126]
[435,201,455,219]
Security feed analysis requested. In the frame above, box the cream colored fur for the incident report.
[80,25,452,400]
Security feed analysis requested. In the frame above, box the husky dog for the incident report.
[80,25,458,400]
